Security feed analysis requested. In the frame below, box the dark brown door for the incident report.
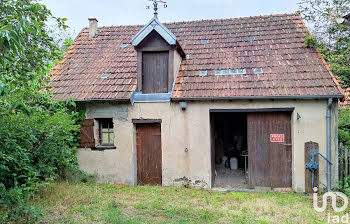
[142,51,169,94]
[136,123,162,185]
[248,112,292,188]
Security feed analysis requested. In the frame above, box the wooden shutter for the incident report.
[78,119,95,148]
[142,51,169,93]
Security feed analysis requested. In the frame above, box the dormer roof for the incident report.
[132,17,176,46]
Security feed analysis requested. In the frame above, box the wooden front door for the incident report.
[136,123,162,185]
[248,112,292,188]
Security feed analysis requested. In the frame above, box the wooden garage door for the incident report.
[248,112,292,188]
[136,123,162,185]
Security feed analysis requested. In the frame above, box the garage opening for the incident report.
[210,112,248,188]
[210,109,293,189]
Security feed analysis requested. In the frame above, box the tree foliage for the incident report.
[299,1,350,156]
[299,0,350,88]
[0,0,82,222]
[339,107,350,148]
[0,0,68,89]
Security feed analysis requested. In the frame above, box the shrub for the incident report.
[304,35,318,48]
[339,108,350,149]
[0,88,81,222]
[338,176,350,196]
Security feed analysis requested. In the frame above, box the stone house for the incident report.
[50,13,344,192]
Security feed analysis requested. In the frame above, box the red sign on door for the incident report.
[270,134,285,143]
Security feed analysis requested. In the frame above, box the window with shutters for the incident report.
[78,119,95,148]
[97,118,114,146]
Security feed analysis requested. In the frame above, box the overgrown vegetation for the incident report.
[0,0,81,222]
[339,107,350,194]
[300,0,350,195]
[339,107,350,148]
[300,0,350,88]
[28,182,339,224]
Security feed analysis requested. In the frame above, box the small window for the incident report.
[120,43,128,49]
[199,70,208,76]
[215,69,247,76]
[247,36,256,41]
[253,68,263,74]
[98,118,114,146]
[101,73,111,79]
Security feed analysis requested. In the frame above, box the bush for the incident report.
[304,34,318,48]
[339,108,350,149]
[338,176,350,196]
[0,88,81,222]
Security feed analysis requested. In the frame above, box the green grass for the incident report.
[25,182,338,223]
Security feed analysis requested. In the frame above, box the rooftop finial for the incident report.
[147,0,167,19]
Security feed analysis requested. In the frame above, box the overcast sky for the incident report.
[41,0,300,37]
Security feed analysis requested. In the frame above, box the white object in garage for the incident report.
[230,157,238,170]
[222,156,228,164]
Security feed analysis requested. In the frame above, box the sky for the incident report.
[41,0,300,37]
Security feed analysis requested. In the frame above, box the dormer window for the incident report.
[134,30,174,94]
[142,51,169,93]
[131,16,185,102]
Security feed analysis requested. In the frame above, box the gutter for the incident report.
[171,95,344,101]
[73,94,344,103]
[75,98,130,103]
[326,98,333,192]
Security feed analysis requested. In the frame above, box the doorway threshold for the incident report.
[211,187,294,193]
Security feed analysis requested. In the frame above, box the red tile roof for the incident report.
[49,13,343,101]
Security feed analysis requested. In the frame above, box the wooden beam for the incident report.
[209,108,295,113]
[137,51,142,92]
[168,49,174,91]
[132,119,162,124]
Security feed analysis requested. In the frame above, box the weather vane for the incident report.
[146,0,167,19]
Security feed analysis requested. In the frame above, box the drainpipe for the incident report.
[327,98,333,192]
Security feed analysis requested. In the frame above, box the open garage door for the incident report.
[248,112,292,188]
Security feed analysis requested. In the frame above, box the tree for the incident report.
[0,0,67,91]
[299,0,350,88]
[0,0,81,222]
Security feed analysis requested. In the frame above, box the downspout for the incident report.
[327,98,333,192]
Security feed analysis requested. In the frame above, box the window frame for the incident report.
[97,118,115,147]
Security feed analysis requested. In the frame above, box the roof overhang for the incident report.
[132,17,176,46]
[171,95,344,101]
[74,98,130,103]
[71,94,344,103]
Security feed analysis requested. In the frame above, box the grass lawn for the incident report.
[29,182,340,224]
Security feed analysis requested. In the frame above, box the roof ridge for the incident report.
[87,12,300,30]
[163,12,300,25]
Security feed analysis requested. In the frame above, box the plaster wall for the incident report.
[77,99,338,192]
